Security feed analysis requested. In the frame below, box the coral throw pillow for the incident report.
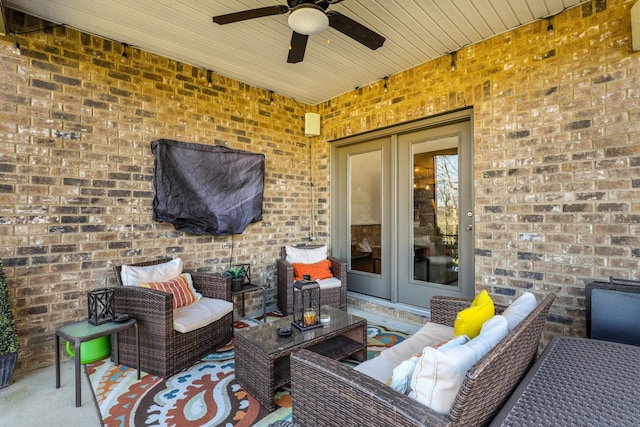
[293,259,333,281]
[138,273,201,309]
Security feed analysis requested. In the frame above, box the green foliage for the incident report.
[223,265,246,279]
[0,260,18,355]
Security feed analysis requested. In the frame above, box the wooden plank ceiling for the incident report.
[4,0,587,104]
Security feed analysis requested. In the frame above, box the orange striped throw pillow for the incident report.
[138,273,200,309]
[292,259,333,282]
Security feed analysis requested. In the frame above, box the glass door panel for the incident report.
[350,150,382,275]
[413,144,459,285]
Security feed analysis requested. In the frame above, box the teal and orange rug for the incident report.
[86,313,408,426]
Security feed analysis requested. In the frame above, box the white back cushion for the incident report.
[382,322,454,365]
[502,292,537,331]
[120,258,183,286]
[285,245,327,264]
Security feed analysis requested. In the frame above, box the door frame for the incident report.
[330,108,474,306]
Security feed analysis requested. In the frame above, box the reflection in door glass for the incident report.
[413,142,459,285]
[349,151,382,275]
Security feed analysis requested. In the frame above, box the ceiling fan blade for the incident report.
[315,0,343,9]
[213,5,289,25]
[327,11,385,50]
[287,31,308,63]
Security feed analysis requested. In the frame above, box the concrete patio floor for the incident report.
[0,297,426,426]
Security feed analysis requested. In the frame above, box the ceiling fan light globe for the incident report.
[288,4,329,35]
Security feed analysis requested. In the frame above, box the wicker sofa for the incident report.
[111,259,233,377]
[290,292,555,427]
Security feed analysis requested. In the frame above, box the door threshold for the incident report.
[347,291,430,326]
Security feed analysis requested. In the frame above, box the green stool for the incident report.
[65,335,111,364]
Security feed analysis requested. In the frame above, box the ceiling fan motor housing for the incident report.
[288,4,329,35]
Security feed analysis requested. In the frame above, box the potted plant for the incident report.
[224,265,246,292]
[0,259,18,389]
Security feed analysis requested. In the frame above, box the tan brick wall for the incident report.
[1,0,638,373]
[316,0,640,341]
[0,12,316,373]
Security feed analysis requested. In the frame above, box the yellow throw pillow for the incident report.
[453,290,494,338]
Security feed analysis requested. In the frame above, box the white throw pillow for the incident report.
[408,315,509,415]
[502,292,537,331]
[285,245,327,264]
[120,258,183,286]
[389,335,469,395]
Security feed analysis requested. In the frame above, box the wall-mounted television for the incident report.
[151,139,265,236]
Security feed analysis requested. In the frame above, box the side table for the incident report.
[231,282,267,323]
[55,318,140,407]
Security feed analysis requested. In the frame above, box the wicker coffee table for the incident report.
[234,306,367,411]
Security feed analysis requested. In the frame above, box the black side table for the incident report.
[231,282,267,323]
[55,318,140,407]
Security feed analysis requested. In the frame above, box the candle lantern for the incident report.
[292,279,322,331]
[87,288,115,325]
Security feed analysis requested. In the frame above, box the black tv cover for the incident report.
[151,139,265,236]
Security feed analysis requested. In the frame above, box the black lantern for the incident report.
[87,288,115,325]
[291,279,322,331]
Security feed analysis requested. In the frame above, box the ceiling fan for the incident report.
[212,0,385,63]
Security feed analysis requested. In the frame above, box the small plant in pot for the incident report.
[224,265,246,292]
[0,259,19,389]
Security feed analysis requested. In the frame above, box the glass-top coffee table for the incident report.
[234,306,367,411]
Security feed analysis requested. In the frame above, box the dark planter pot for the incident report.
[231,278,244,292]
[0,352,17,389]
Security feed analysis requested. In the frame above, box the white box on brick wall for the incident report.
[305,112,320,136]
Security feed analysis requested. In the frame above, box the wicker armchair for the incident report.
[111,259,233,377]
[290,293,555,427]
[276,246,347,315]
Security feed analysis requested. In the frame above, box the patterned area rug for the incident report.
[86,313,408,427]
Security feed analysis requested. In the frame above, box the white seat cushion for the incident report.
[354,322,454,384]
[317,277,342,289]
[354,351,400,383]
[172,297,233,333]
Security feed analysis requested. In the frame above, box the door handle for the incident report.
[466,224,473,231]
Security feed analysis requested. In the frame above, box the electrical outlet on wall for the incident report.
[222,242,232,249]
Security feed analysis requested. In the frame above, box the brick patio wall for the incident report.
[1,0,638,373]
[317,0,640,342]
[0,11,317,372]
